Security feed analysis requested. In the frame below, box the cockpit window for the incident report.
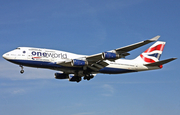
[16,48,20,50]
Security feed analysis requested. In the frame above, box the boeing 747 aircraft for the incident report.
[3,36,176,82]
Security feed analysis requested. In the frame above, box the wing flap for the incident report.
[88,61,109,71]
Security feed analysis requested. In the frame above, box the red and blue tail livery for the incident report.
[139,41,165,63]
[2,36,177,82]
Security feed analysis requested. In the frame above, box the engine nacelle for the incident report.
[71,59,88,66]
[55,73,69,79]
[102,52,119,59]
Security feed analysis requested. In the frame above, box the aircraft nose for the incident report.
[2,53,8,60]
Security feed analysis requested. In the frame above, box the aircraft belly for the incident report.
[99,62,137,74]
[7,59,82,71]
[99,67,137,74]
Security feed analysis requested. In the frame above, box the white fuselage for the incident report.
[3,47,160,75]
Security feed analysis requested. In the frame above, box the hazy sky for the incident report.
[0,0,180,115]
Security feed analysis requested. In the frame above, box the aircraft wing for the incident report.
[57,36,160,71]
[86,35,160,62]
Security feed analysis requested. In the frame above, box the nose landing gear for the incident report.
[20,65,24,74]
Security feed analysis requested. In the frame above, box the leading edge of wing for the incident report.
[115,35,160,53]
[86,35,160,61]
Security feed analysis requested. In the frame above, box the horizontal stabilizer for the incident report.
[144,58,177,66]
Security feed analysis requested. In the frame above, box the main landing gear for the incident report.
[76,77,82,83]
[20,65,24,74]
[84,74,94,81]
[83,70,94,81]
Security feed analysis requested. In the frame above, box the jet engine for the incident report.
[71,59,88,66]
[102,52,119,59]
[54,73,69,79]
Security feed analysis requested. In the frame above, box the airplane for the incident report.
[2,36,177,82]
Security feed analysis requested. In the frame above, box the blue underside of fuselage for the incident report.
[99,67,136,74]
[7,59,136,74]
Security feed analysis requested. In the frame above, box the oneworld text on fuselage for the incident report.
[32,51,67,59]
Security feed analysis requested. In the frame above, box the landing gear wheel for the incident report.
[19,65,24,74]
[76,77,82,83]
[84,74,94,81]
[84,74,89,80]
[20,70,24,74]
[87,78,90,81]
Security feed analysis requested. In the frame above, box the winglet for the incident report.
[148,35,160,42]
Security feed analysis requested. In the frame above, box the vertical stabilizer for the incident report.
[134,41,166,64]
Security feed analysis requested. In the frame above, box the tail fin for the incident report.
[135,41,166,64]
